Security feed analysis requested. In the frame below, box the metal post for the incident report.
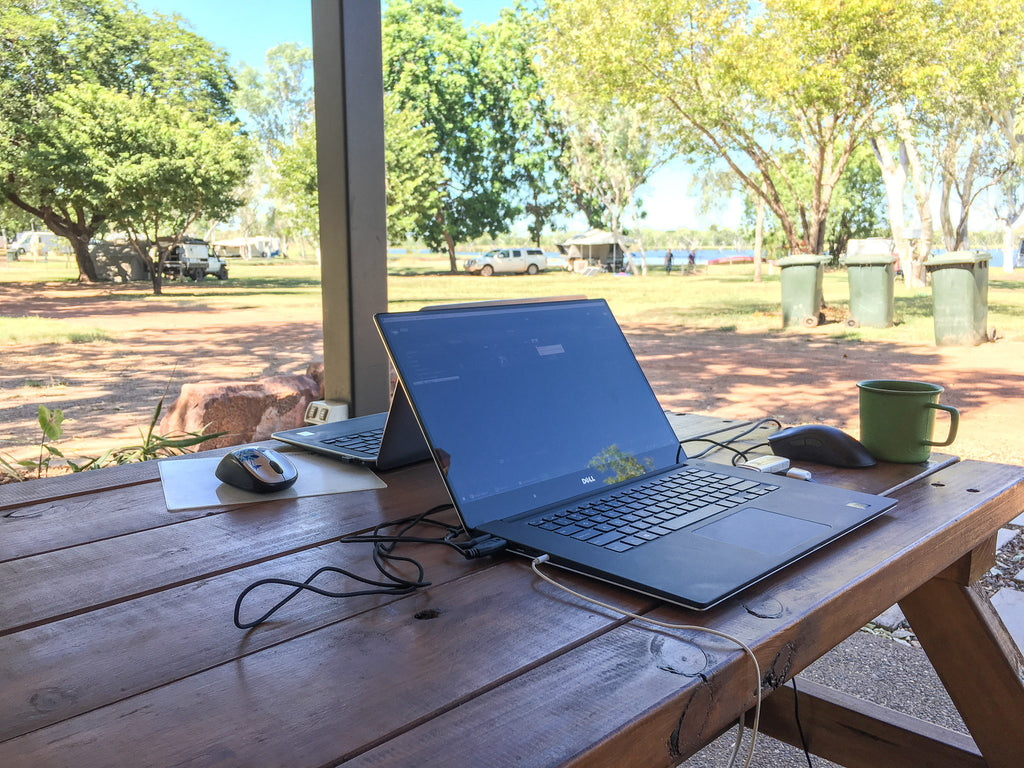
[310,0,390,416]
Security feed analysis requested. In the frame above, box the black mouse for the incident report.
[215,446,299,492]
[768,424,876,468]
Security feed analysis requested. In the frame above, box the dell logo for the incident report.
[581,475,597,485]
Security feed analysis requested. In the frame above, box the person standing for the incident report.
[664,249,673,274]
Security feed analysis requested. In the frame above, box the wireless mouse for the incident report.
[215,446,299,492]
[768,424,876,468]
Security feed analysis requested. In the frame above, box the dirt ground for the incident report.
[2,281,1023,471]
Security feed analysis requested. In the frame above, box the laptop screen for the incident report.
[375,299,682,528]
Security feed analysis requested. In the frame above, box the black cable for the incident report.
[233,503,499,630]
[790,677,814,768]
[680,417,782,460]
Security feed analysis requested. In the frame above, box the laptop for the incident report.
[270,300,586,469]
[271,381,430,470]
[374,298,896,610]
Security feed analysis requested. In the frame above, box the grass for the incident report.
[3,254,1024,345]
[0,316,111,344]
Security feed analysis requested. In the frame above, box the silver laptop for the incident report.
[374,298,896,610]
[272,381,429,470]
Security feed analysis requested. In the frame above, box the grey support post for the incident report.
[310,1,390,417]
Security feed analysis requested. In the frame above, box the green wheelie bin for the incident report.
[924,251,991,345]
[778,254,827,327]
[841,252,896,328]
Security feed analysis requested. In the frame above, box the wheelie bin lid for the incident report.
[840,253,896,266]
[924,250,991,267]
[777,254,828,267]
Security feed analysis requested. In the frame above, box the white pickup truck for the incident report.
[464,247,546,276]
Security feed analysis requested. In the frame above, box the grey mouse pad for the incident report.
[158,450,386,511]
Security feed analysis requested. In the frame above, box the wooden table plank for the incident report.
[2,416,1022,768]
[4,459,1009,768]
[314,459,1024,766]
[0,463,449,635]
[0,565,655,768]
[0,534,495,741]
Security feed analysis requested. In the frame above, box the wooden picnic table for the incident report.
[1,413,1023,767]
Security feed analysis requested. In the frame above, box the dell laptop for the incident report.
[272,381,429,470]
[374,298,896,610]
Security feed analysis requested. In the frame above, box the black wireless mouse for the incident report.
[768,424,876,468]
[215,446,299,492]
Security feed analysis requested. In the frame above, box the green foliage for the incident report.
[383,93,443,244]
[541,0,938,256]
[0,0,250,284]
[233,43,314,161]
[272,121,320,244]
[589,444,655,485]
[382,0,576,267]
[0,389,225,483]
[233,43,315,246]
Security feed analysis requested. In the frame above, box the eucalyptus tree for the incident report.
[233,43,314,249]
[0,0,248,283]
[383,0,574,270]
[382,0,511,271]
[481,5,579,245]
[542,0,922,257]
[559,103,678,273]
[869,0,1024,285]
[382,93,442,247]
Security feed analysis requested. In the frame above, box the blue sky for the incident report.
[134,0,727,233]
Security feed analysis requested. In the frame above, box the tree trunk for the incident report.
[870,130,913,287]
[444,230,457,273]
[753,193,765,283]
[69,238,99,283]
[1001,223,1016,276]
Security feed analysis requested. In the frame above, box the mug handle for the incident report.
[924,404,959,447]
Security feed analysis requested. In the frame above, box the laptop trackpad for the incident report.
[695,508,830,555]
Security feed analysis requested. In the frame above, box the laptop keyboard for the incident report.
[320,427,384,454]
[528,467,778,552]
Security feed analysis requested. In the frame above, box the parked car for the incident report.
[464,248,546,276]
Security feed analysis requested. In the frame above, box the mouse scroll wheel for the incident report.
[268,458,283,473]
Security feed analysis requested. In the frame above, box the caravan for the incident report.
[7,231,71,257]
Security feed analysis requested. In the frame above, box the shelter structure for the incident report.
[557,229,632,272]
[212,236,281,259]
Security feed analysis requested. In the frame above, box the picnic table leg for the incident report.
[898,538,1024,768]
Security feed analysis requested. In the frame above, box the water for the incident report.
[394,246,1022,269]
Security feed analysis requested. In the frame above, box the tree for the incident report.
[825,145,889,260]
[383,0,567,271]
[481,5,579,245]
[0,0,243,282]
[233,43,314,250]
[382,93,443,246]
[542,0,925,258]
[272,119,321,250]
[869,0,1024,285]
[382,0,512,271]
[559,104,677,273]
[101,95,252,294]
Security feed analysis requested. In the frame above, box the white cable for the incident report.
[531,555,761,768]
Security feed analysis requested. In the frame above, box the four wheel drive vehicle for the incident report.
[161,239,228,281]
[464,248,546,276]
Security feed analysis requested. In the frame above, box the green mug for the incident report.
[857,380,959,463]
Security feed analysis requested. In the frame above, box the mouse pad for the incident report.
[158,449,387,511]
